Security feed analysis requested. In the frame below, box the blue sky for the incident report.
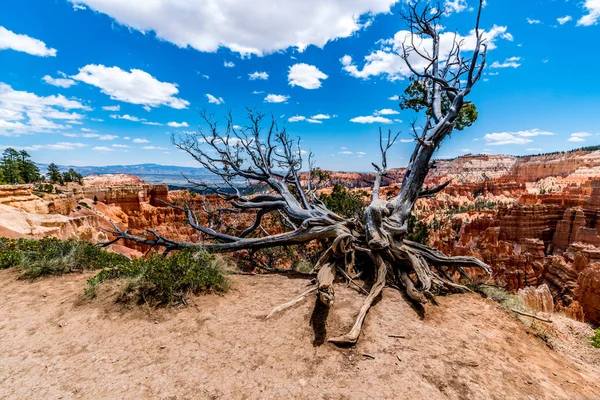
[0,0,598,171]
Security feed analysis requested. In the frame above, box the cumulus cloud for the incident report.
[68,0,396,56]
[92,146,113,151]
[0,26,57,56]
[142,145,168,150]
[167,121,189,127]
[341,25,512,81]
[483,129,554,145]
[110,114,142,122]
[578,0,600,26]
[490,56,521,69]
[350,115,393,124]
[72,64,189,109]
[288,63,328,89]
[374,108,399,115]
[63,132,118,140]
[102,105,120,111]
[557,15,572,25]
[568,132,592,142]
[132,138,149,143]
[0,82,90,136]
[264,94,289,103]
[112,144,130,148]
[311,114,330,120]
[249,71,269,80]
[1,142,88,151]
[42,74,77,88]
[388,95,400,101]
[527,18,541,24]
[206,93,224,105]
[223,61,235,68]
[288,115,306,122]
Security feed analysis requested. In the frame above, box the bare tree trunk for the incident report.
[102,0,491,346]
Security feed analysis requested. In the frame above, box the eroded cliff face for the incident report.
[2,152,600,324]
[415,151,600,324]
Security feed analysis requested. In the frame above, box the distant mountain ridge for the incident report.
[37,163,216,186]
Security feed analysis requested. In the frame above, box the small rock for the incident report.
[58,321,67,327]
[299,379,306,387]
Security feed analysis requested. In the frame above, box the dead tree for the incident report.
[103,1,491,345]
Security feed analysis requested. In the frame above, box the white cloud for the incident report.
[339,150,353,155]
[264,94,289,103]
[0,82,91,136]
[62,132,118,140]
[444,0,468,14]
[557,15,572,25]
[400,139,413,143]
[388,95,400,101]
[249,71,269,80]
[0,26,56,57]
[350,115,393,124]
[142,145,168,150]
[92,146,114,151]
[42,74,77,88]
[288,115,306,122]
[167,121,189,127]
[252,90,264,94]
[3,142,88,151]
[68,0,397,56]
[110,114,141,122]
[526,148,542,152]
[72,64,189,109]
[483,129,554,145]
[112,144,130,148]
[73,4,86,10]
[223,61,235,68]
[578,0,600,26]
[568,132,592,142]
[311,114,330,120]
[307,119,322,124]
[142,121,162,126]
[206,93,224,105]
[102,105,120,111]
[527,18,541,24]
[341,25,512,81]
[288,63,328,89]
[490,56,521,69]
[132,138,149,143]
[374,108,400,115]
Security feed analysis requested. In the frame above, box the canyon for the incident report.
[1,150,600,326]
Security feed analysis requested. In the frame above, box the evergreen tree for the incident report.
[47,163,63,184]
[0,148,22,184]
[18,150,40,183]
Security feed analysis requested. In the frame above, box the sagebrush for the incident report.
[0,237,127,279]
[85,249,229,305]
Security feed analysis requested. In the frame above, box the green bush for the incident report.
[0,238,128,279]
[319,184,367,219]
[590,329,600,349]
[85,249,229,305]
[406,214,430,245]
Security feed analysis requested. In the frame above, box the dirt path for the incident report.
[1,269,599,400]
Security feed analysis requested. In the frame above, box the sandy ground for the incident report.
[1,269,599,400]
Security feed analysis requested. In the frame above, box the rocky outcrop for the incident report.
[575,264,600,324]
[518,284,554,313]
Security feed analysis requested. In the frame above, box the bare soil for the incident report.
[1,269,599,400]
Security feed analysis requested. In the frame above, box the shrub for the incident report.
[85,249,229,305]
[406,214,430,245]
[0,238,127,279]
[590,329,600,349]
[319,184,367,219]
